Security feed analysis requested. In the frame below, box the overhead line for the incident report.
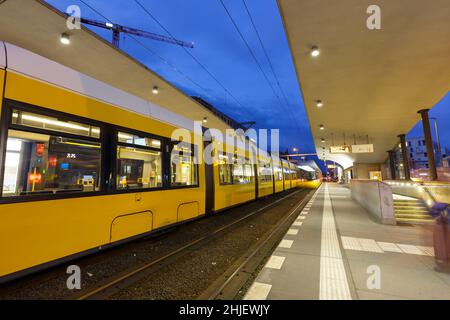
[242,0,300,121]
[218,0,305,137]
[133,0,253,121]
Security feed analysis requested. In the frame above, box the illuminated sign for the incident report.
[28,172,42,184]
[36,143,45,155]
[327,164,336,169]
[351,144,374,153]
[329,146,350,154]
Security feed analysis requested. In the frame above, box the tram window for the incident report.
[11,109,100,138]
[116,146,162,190]
[243,163,254,184]
[118,132,161,148]
[232,158,245,184]
[273,166,283,181]
[259,161,273,183]
[171,144,198,187]
[2,129,101,197]
[231,158,254,184]
[219,154,233,185]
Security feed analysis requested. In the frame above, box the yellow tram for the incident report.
[0,42,320,282]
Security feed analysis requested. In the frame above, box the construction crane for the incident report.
[72,16,194,48]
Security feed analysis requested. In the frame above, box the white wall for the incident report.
[350,179,396,225]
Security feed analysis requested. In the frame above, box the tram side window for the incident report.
[2,129,101,197]
[231,158,254,184]
[171,144,198,187]
[243,163,254,184]
[219,154,233,185]
[116,132,162,190]
[116,147,162,190]
[259,161,273,183]
[273,166,283,181]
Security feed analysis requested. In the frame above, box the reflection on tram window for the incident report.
[2,130,101,197]
[273,166,283,181]
[116,146,162,190]
[218,153,233,185]
[11,109,100,138]
[232,158,254,184]
[117,132,161,148]
[171,144,198,186]
[259,161,273,183]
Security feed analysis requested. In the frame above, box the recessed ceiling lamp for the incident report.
[316,100,323,107]
[152,86,159,94]
[202,117,208,123]
[321,138,325,143]
[60,33,71,45]
[319,125,325,130]
[311,46,320,57]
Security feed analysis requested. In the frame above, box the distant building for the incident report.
[406,137,443,169]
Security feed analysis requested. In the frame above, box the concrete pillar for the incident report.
[397,134,410,180]
[418,109,438,181]
[387,150,396,180]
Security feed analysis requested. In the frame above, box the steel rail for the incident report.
[75,189,307,300]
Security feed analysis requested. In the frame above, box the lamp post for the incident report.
[429,117,442,165]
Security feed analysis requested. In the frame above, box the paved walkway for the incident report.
[244,183,450,300]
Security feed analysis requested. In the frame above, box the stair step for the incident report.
[395,213,432,219]
[394,206,428,211]
[396,218,434,224]
[393,201,423,205]
[395,209,429,214]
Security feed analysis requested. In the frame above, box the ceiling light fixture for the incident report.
[60,33,71,45]
[316,100,323,107]
[202,117,208,123]
[152,86,159,94]
[311,46,320,57]
[319,125,325,130]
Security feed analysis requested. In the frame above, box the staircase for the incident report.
[394,198,434,224]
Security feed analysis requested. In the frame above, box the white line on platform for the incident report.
[377,242,402,253]
[298,216,306,220]
[319,184,352,300]
[292,221,303,227]
[265,255,286,270]
[397,244,428,256]
[287,228,299,235]
[243,282,272,300]
[278,239,293,248]
[341,237,434,256]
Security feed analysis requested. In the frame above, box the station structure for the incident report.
[0,0,449,300]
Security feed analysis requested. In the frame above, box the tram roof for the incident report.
[0,0,235,132]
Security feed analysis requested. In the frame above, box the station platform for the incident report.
[244,183,450,300]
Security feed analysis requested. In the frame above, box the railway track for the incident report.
[200,189,315,300]
[70,188,313,300]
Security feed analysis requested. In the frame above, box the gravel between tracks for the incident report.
[109,190,309,300]
[0,189,308,300]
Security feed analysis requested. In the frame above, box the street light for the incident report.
[429,117,443,165]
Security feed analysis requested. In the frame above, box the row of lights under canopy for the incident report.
[59,33,209,124]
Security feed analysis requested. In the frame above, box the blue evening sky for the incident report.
[46,0,449,159]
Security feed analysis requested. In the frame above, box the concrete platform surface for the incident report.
[244,183,450,300]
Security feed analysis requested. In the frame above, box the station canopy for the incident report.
[0,0,233,132]
[278,0,450,168]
